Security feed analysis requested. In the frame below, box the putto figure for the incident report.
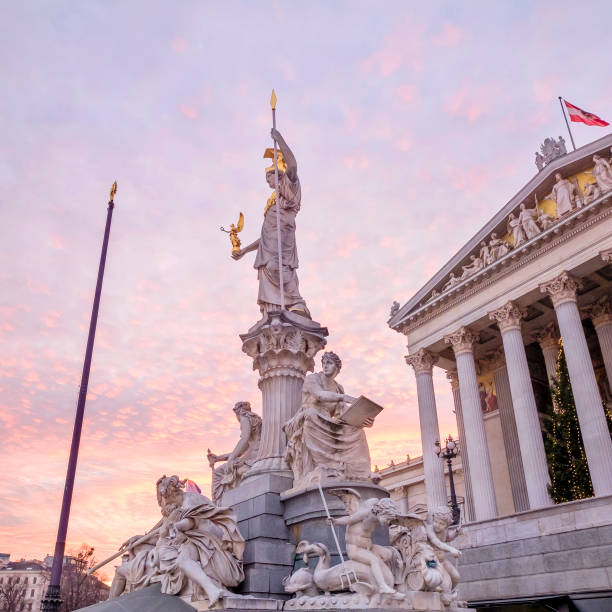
[108,475,244,607]
[232,128,310,319]
[207,402,262,504]
[283,351,374,488]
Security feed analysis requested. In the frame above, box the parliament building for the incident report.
[384,133,612,611]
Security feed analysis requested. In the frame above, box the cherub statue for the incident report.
[220,212,245,255]
[387,506,465,608]
[326,490,404,600]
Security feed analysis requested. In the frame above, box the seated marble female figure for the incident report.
[283,351,374,488]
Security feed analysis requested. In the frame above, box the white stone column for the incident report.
[241,313,327,480]
[534,322,560,386]
[584,297,612,389]
[487,352,530,513]
[541,272,612,497]
[444,327,497,520]
[446,370,475,522]
[406,348,448,511]
[489,302,552,509]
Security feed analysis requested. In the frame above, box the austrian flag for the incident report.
[564,100,609,127]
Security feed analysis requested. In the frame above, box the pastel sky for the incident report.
[2,1,611,568]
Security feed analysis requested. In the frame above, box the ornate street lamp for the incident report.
[434,435,461,525]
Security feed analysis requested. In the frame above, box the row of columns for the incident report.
[406,268,612,522]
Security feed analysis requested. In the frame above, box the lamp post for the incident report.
[434,435,461,525]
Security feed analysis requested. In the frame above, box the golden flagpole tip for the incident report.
[270,89,277,110]
[109,181,117,203]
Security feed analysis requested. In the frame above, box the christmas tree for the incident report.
[545,344,594,503]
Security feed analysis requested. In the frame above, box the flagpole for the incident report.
[558,96,577,151]
[270,89,285,310]
[41,182,117,612]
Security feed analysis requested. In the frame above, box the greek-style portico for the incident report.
[389,134,612,520]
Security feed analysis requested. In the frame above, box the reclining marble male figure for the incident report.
[108,475,244,607]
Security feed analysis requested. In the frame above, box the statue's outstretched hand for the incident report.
[231,249,244,260]
[119,535,142,551]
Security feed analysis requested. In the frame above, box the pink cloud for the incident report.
[395,84,416,104]
[171,37,188,53]
[179,104,198,120]
[342,153,369,170]
[433,23,465,46]
[443,81,500,122]
[48,235,66,250]
[358,16,425,77]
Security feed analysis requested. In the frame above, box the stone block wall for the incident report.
[458,495,612,604]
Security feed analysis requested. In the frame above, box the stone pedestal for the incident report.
[226,312,327,598]
[240,311,328,479]
[282,481,390,568]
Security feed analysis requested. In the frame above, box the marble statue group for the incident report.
[102,125,467,612]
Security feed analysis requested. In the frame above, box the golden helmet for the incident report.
[264,148,288,174]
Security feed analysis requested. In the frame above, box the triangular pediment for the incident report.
[389,133,612,331]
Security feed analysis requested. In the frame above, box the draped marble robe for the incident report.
[254,172,309,316]
[283,372,372,488]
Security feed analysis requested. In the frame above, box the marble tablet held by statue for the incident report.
[341,395,383,427]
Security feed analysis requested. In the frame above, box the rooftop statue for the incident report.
[232,128,311,319]
[283,351,375,488]
[108,475,244,607]
[207,402,262,504]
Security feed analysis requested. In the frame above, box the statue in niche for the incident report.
[587,154,612,193]
[108,475,244,607]
[207,402,262,504]
[283,352,375,487]
[545,172,577,217]
[507,213,526,247]
[517,202,541,240]
[487,232,509,262]
[460,254,483,279]
[231,128,311,319]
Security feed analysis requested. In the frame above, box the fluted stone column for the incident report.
[585,297,612,389]
[241,312,328,479]
[489,302,552,509]
[444,327,497,520]
[487,353,530,513]
[534,322,560,386]
[541,272,612,497]
[447,370,475,522]
[406,348,447,511]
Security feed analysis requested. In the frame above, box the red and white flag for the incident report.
[564,99,609,127]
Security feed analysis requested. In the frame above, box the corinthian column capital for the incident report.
[539,271,582,308]
[489,301,525,333]
[446,369,459,390]
[583,296,612,329]
[533,321,560,350]
[600,249,612,264]
[406,348,439,375]
[444,326,479,356]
